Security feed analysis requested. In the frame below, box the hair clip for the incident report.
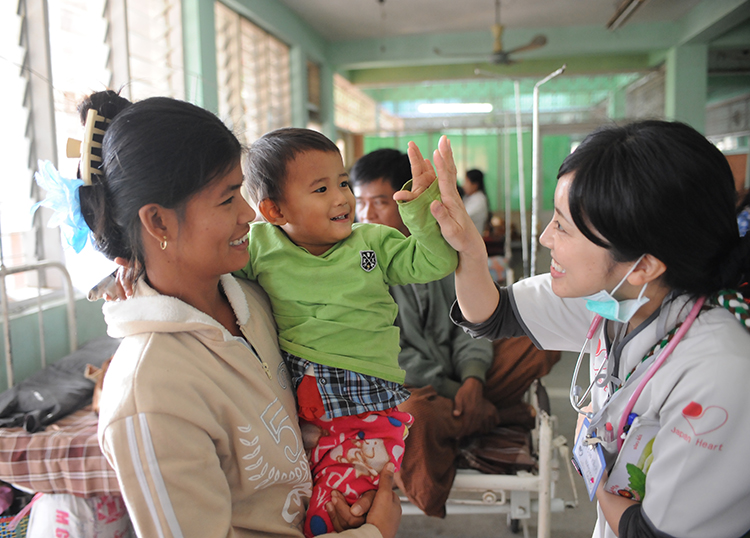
[66,108,110,185]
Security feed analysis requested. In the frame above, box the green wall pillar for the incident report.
[665,44,708,133]
[183,0,219,113]
[290,47,308,128]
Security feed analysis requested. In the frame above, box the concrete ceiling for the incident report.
[275,0,750,79]
[275,0,703,42]
[272,0,749,135]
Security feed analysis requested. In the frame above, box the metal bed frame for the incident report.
[399,380,578,538]
[0,260,78,388]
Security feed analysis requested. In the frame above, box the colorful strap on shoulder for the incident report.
[614,291,748,394]
[713,289,750,332]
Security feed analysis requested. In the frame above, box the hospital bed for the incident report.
[398,257,579,538]
[399,379,578,538]
[0,260,577,537]
[0,260,125,530]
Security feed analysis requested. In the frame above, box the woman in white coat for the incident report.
[427,122,750,538]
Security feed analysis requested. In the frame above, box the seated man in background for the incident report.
[350,148,560,517]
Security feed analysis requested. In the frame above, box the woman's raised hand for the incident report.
[430,135,500,324]
[393,135,489,258]
[429,136,486,256]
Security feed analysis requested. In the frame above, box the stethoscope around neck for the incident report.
[569,296,705,451]
[569,314,604,419]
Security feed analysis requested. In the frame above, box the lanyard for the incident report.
[571,297,706,450]
[614,296,705,450]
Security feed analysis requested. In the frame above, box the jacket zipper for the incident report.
[239,327,272,380]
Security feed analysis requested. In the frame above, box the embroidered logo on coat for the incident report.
[670,401,729,452]
[681,401,728,436]
[360,250,377,272]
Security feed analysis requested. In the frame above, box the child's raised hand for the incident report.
[393,141,436,203]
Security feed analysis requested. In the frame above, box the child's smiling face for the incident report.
[275,149,354,256]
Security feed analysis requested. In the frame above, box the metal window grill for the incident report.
[215,2,292,145]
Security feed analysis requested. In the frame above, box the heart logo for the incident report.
[681,401,728,436]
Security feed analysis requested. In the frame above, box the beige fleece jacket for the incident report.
[98,275,381,538]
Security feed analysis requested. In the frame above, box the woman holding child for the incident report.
[56,90,403,538]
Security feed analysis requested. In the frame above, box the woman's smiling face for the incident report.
[172,162,255,280]
[539,172,627,299]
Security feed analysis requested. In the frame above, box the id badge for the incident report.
[573,417,606,501]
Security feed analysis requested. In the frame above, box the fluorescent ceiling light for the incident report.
[417,103,493,114]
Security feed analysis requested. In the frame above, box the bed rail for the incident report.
[0,260,78,388]
[400,380,579,538]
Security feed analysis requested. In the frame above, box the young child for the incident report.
[239,128,457,537]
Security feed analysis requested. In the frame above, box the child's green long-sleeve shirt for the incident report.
[237,179,457,383]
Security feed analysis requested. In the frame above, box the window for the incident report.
[123,0,185,101]
[215,2,292,144]
[0,0,186,301]
[0,1,34,291]
[333,74,403,135]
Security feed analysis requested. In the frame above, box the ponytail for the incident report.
[77,90,132,262]
[718,234,750,291]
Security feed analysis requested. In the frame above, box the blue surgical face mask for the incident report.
[584,256,649,323]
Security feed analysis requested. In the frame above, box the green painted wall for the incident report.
[183,0,219,112]
[364,132,571,213]
[665,44,708,132]
[0,297,107,388]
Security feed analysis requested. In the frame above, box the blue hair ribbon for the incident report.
[30,160,91,253]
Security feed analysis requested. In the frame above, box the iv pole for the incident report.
[513,80,528,278]
[530,64,566,276]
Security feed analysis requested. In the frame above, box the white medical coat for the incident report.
[509,275,750,538]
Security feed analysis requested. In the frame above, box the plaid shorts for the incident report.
[282,351,410,418]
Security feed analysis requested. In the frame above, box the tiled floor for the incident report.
[395,350,598,538]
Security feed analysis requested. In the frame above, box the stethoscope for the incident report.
[569,296,705,451]
[569,314,604,419]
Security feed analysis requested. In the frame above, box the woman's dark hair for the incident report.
[558,119,749,295]
[465,169,486,193]
[245,127,340,204]
[77,90,242,280]
[349,148,411,192]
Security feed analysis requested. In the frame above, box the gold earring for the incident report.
[160,236,168,250]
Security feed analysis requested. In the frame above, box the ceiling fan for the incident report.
[433,0,547,65]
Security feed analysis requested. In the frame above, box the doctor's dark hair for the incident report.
[558,120,749,296]
[77,91,242,280]
[245,127,340,204]
[349,148,411,192]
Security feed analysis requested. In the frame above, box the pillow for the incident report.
[0,336,121,432]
